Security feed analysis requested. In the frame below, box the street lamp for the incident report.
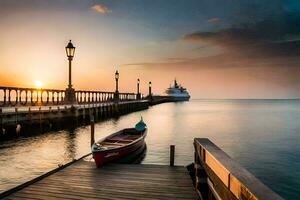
[114,70,119,101]
[115,70,119,92]
[137,78,141,100]
[65,40,76,103]
[149,81,152,97]
[137,79,140,94]
[66,40,75,89]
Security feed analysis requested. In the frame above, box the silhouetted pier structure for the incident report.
[0,84,173,140]
[0,89,149,141]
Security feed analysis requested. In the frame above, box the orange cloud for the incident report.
[91,4,111,14]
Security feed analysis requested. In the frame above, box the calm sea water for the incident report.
[0,100,299,199]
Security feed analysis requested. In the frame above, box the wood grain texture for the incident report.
[5,161,197,200]
[194,138,283,200]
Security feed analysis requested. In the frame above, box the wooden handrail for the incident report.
[194,138,283,200]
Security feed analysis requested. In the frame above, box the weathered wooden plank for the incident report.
[36,179,193,189]
[29,181,195,195]
[22,186,192,199]
[5,161,197,200]
[45,174,192,183]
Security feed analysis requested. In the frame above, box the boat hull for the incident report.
[169,96,190,102]
[92,130,147,167]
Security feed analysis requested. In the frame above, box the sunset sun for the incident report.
[34,80,43,89]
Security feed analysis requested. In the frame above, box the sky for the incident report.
[0,0,300,98]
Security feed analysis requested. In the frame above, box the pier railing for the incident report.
[0,86,139,107]
[194,138,283,200]
[75,90,137,104]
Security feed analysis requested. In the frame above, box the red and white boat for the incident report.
[92,118,147,167]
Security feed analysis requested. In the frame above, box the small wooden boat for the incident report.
[92,118,147,167]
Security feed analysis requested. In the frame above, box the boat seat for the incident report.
[101,142,124,146]
[116,140,133,143]
[105,139,119,143]
[107,138,133,142]
[126,135,141,140]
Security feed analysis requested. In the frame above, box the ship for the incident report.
[163,79,190,101]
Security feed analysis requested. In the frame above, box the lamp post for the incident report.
[65,40,76,104]
[148,81,152,99]
[137,78,141,100]
[114,70,119,101]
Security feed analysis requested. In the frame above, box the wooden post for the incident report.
[0,108,2,129]
[28,107,32,124]
[39,106,42,131]
[90,116,95,147]
[170,145,175,166]
[15,107,18,124]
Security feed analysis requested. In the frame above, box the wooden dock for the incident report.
[1,138,285,200]
[3,160,197,200]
